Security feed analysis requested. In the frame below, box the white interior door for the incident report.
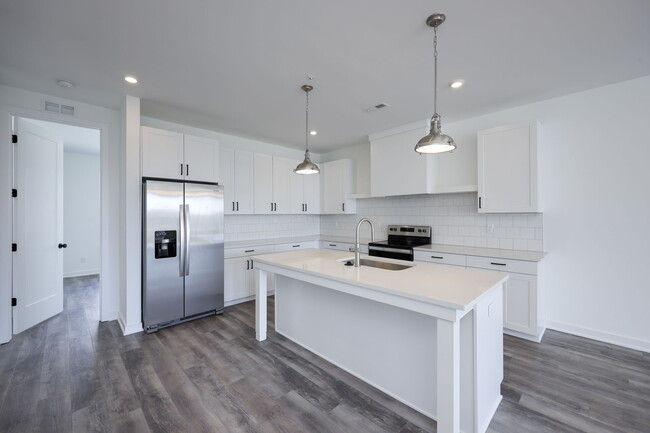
[13,117,64,334]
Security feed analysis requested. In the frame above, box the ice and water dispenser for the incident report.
[154,231,177,259]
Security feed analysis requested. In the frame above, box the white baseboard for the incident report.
[504,327,545,343]
[63,270,100,278]
[546,320,650,353]
[118,314,143,336]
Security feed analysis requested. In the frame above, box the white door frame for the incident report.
[7,109,109,336]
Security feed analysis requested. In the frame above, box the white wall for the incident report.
[119,95,142,335]
[440,75,650,351]
[321,75,650,351]
[63,151,100,276]
[0,84,121,344]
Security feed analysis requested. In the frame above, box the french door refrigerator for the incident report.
[143,179,224,332]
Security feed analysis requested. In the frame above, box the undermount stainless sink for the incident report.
[343,258,412,271]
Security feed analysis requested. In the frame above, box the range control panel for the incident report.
[387,225,431,238]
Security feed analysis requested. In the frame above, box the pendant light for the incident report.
[415,13,456,154]
[294,84,320,175]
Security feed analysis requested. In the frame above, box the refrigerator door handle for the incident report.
[179,204,185,277]
[184,204,190,276]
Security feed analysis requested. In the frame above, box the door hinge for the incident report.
[11,243,17,252]
[11,298,16,307]
[11,134,17,144]
[11,189,17,198]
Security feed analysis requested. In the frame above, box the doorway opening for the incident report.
[12,116,101,334]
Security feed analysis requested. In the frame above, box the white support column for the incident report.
[437,318,461,433]
[255,268,268,341]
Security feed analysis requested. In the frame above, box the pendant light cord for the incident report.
[433,25,438,115]
[305,89,310,153]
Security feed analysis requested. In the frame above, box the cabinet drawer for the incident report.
[320,241,367,254]
[466,255,537,275]
[274,241,318,252]
[225,245,275,259]
[413,251,466,267]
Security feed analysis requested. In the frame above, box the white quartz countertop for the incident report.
[253,248,507,311]
[414,244,546,262]
[224,235,382,249]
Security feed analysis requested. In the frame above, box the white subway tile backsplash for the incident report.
[320,192,544,252]
[225,192,544,252]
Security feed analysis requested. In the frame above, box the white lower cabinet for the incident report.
[413,249,543,341]
[224,245,274,305]
[465,255,542,340]
[502,273,537,336]
[224,256,253,303]
[224,242,317,305]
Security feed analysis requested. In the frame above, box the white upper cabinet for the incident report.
[302,170,321,214]
[184,135,220,182]
[220,147,254,214]
[141,126,219,182]
[477,121,540,213]
[253,154,292,214]
[289,158,321,214]
[254,153,274,214]
[321,159,356,214]
[141,127,184,180]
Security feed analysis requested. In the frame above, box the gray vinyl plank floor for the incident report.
[0,275,648,432]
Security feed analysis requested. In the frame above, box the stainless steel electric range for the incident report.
[368,225,432,261]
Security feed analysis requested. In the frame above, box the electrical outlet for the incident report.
[80,257,86,264]
[488,302,493,317]
[486,224,494,234]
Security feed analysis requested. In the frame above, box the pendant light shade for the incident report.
[415,13,456,154]
[415,114,456,154]
[294,84,320,175]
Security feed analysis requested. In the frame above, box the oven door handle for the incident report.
[368,246,412,254]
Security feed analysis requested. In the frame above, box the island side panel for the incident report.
[274,274,476,431]
[475,282,504,433]
[437,318,461,433]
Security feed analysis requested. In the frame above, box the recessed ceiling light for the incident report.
[124,75,138,84]
[450,80,464,89]
[57,79,75,88]
[310,130,317,136]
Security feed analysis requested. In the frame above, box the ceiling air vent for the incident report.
[43,101,75,116]
[365,102,389,113]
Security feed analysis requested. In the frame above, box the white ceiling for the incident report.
[23,118,100,155]
[1,0,649,152]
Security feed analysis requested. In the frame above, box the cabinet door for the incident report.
[503,272,537,335]
[220,147,236,214]
[288,159,305,214]
[477,121,539,213]
[272,156,292,214]
[322,159,355,214]
[303,171,321,214]
[322,160,344,214]
[234,150,255,214]
[184,135,219,182]
[141,127,184,179]
[253,153,274,214]
[224,257,250,302]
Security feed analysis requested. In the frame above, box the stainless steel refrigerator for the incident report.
[142,179,224,332]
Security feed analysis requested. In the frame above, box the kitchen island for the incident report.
[253,248,507,433]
